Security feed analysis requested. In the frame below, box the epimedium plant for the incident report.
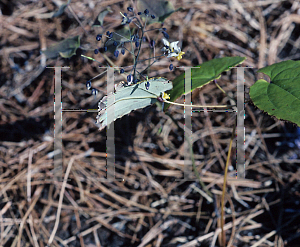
[40,2,300,245]
[89,6,181,86]
[40,1,300,128]
[85,5,190,129]
[80,5,244,129]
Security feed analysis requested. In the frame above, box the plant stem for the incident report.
[220,119,237,246]
[163,99,236,108]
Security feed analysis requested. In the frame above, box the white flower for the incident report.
[161,38,185,60]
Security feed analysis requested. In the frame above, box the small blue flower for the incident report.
[120,69,124,73]
[123,13,127,16]
[113,41,118,46]
[169,64,174,71]
[96,34,102,41]
[127,74,133,84]
[150,40,155,48]
[151,14,155,19]
[127,7,133,12]
[106,31,110,36]
[109,32,113,38]
[121,49,125,55]
[86,80,91,90]
[145,80,150,90]
[94,49,99,54]
[91,88,98,95]
[162,28,166,31]
[144,9,149,15]
[138,12,142,15]
[131,35,136,42]
[135,41,139,48]
[114,50,119,57]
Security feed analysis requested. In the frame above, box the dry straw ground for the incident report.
[1,0,300,246]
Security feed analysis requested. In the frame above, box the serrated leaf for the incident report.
[41,36,80,58]
[92,7,113,27]
[250,60,300,126]
[52,0,71,18]
[96,78,172,130]
[164,56,246,110]
[137,0,180,23]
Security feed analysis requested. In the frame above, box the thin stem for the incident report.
[143,15,148,30]
[220,120,236,247]
[133,28,144,80]
[163,99,236,108]
[67,5,88,36]
[138,56,164,76]
[137,54,165,64]
[90,70,107,81]
[125,15,144,81]
[132,20,142,29]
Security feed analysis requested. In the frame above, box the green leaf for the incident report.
[137,0,181,23]
[96,78,172,130]
[41,36,80,58]
[250,60,300,126]
[164,56,246,110]
[92,7,113,27]
[52,0,71,18]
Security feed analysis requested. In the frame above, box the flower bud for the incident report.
[162,31,169,39]
[96,34,102,41]
[150,40,155,48]
[127,74,133,84]
[86,80,91,90]
[91,88,98,95]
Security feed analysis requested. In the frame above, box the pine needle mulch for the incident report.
[1,0,300,246]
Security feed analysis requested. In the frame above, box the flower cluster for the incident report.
[85,6,185,93]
